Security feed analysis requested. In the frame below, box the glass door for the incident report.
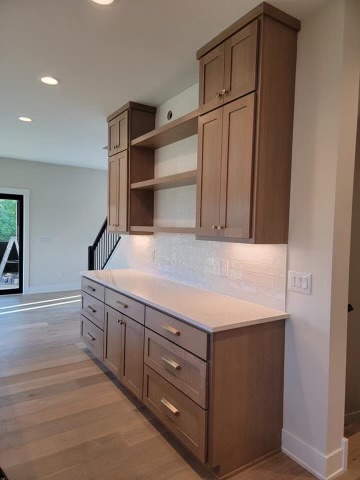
[0,194,24,294]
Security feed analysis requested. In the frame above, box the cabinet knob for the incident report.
[217,225,224,230]
[216,92,222,98]
[221,89,229,96]
[212,225,217,230]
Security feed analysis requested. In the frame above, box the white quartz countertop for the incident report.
[81,269,289,333]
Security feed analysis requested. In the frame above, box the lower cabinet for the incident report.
[81,279,285,478]
[103,306,123,376]
[120,315,144,401]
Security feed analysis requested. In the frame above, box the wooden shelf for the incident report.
[130,226,197,234]
[131,110,199,149]
[131,170,197,191]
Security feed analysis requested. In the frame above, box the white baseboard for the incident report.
[282,429,348,480]
[28,283,81,294]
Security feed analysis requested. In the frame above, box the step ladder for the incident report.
[0,236,19,279]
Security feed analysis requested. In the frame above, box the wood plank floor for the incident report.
[0,291,356,480]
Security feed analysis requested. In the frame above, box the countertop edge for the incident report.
[81,272,289,333]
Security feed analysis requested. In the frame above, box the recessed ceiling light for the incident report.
[18,116,32,122]
[91,0,115,4]
[40,76,59,86]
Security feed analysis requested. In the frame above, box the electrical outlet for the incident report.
[288,271,312,294]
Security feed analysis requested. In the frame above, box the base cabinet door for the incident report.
[120,315,144,401]
[103,306,123,376]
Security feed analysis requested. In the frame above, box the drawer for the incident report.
[81,292,105,330]
[143,365,207,462]
[81,277,105,302]
[105,289,145,325]
[144,329,208,408]
[81,315,104,360]
[145,307,208,360]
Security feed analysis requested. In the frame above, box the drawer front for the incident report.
[145,307,208,360]
[81,315,104,360]
[105,289,145,325]
[81,292,105,330]
[144,329,208,408]
[143,366,207,462]
[81,277,105,302]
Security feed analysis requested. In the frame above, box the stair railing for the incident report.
[88,218,121,270]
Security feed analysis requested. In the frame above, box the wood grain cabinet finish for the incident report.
[81,277,286,478]
[199,21,258,113]
[81,292,105,330]
[107,151,128,233]
[197,11,299,244]
[120,315,145,401]
[143,365,207,462]
[81,277,105,302]
[81,315,104,360]
[105,288,145,325]
[108,110,128,157]
[144,328,208,408]
[103,306,123,376]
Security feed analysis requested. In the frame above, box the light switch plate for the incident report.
[288,271,312,294]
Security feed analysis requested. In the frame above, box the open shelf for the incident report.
[131,109,199,149]
[130,226,197,235]
[131,170,197,191]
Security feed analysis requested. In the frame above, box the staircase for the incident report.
[88,218,121,270]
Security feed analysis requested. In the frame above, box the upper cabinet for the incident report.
[107,103,156,234]
[199,21,258,113]
[197,5,300,244]
[108,111,128,157]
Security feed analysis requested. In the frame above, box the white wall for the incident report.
[108,85,288,311]
[283,1,360,478]
[0,157,107,292]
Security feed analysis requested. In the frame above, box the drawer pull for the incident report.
[87,306,96,313]
[86,285,96,292]
[162,357,181,371]
[161,397,180,416]
[86,332,96,342]
[161,324,180,336]
[116,300,128,309]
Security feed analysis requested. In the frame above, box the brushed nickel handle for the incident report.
[217,225,224,230]
[212,225,217,230]
[221,89,229,96]
[161,324,180,336]
[86,285,96,292]
[87,306,96,313]
[161,398,180,416]
[116,300,128,309]
[117,318,124,324]
[216,92,222,98]
[86,332,96,342]
[162,357,181,371]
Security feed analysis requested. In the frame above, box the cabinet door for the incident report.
[223,21,258,105]
[108,111,128,156]
[120,316,144,401]
[197,108,223,237]
[103,307,123,376]
[219,94,256,239]
[107,151,128,233]
[199,44,225,113]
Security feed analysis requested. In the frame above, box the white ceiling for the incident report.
[0,0,326,170]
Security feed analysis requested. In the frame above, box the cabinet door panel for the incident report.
[224,21,258,104]
[108,156,119,231]
[121,316,144,401]
[104,307,123,376]
[108,111,128,156]
[197,109,223,237]
[219,94,255,239]
[199,44,225,112]
[107,151,128,233]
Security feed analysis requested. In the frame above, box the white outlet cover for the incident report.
[288,271,312,294]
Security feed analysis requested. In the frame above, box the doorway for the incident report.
[0,194,24,295]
